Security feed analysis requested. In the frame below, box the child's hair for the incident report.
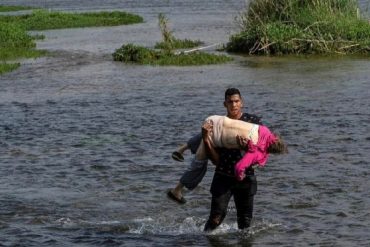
[267,134,288,154]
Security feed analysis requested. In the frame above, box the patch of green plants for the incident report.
[227,0,370,55]
[154,38,202,50]
[0,10,144,30]
[154,13,202,50]
[113,14,230,66]
[0,9,143,74]
[113,43,232,66]
[0,22,45,74]
[0,63,20,74]
[0,5,34,12]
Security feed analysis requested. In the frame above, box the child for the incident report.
[196,115,287,181]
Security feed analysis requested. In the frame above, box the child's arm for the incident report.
[234,152,257,181]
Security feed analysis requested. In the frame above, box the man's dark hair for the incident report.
[224,88,241,100]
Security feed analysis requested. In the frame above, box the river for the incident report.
[0,0,370,246]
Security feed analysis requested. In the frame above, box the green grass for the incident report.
[113,43,232,66]
[0,10,144,30]
[113,13,223,66]
[0,62,20,74]
[227,0,370,55]
[0,22,45,61]
[0,9,144,74]
[155,13,203,50]
[0,5,34,12]
[154,38,203,50]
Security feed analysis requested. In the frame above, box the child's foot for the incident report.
[171,151,184,162]
[167,189,186,204]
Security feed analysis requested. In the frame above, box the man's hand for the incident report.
[236,135,248,149]
[202,120,213,142]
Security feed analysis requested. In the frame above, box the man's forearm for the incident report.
[203,139,219,166]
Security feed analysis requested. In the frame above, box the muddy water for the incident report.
[1,1,370,246]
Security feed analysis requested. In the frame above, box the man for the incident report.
[202,88,262,231]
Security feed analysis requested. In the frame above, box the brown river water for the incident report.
[0,0,370,246]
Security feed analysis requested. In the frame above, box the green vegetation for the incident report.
[113,14,230,66]
[0,5,34,12]
[154,13,202,50]
[226,0,370,55]
[0,10,143,30]
[0,22,45,74]
[0,9,144,74]
[0,63,20,74]
[113,43,232,66]
[155,38,202,50]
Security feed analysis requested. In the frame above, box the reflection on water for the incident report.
[1,0,370,246]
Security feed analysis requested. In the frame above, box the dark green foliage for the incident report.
[113,44,159,64]
[227,0,370,55]
[113,43,232,66]
[0,22,34,49]
[0,10,143,30]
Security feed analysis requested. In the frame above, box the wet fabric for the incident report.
[179,158,208,190]
[234,125,277,181]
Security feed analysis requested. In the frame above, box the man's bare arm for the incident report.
[202,121,220,166]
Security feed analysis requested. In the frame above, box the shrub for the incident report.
[227,0,370,54]
[113,44,160,64]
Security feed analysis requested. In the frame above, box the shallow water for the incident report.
[1,0,370,246]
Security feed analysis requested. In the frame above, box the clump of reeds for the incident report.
[155,13,203,51]
[227,0,370,55]
[113,14,229,66]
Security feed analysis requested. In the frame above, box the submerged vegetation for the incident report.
[0,8,144,74]
[113,14,231,66]
[227,0,370,55]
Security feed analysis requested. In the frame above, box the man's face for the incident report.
[224,94,243,119]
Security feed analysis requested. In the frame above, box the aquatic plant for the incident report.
[227,0,370,55]
[155,13,203,51]
[0,9,144,74]
[0,10,143,30]
[113,43,232,66]
[0,62,20,74]
[0,22,44,61]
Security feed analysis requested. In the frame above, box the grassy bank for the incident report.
[0,5,34,12]
[0,10,143,30]
[113,43,232,66]
[226,0,370,55]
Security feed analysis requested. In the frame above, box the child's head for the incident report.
[267,134,288,154]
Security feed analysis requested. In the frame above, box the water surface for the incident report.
[1,0,370,246]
